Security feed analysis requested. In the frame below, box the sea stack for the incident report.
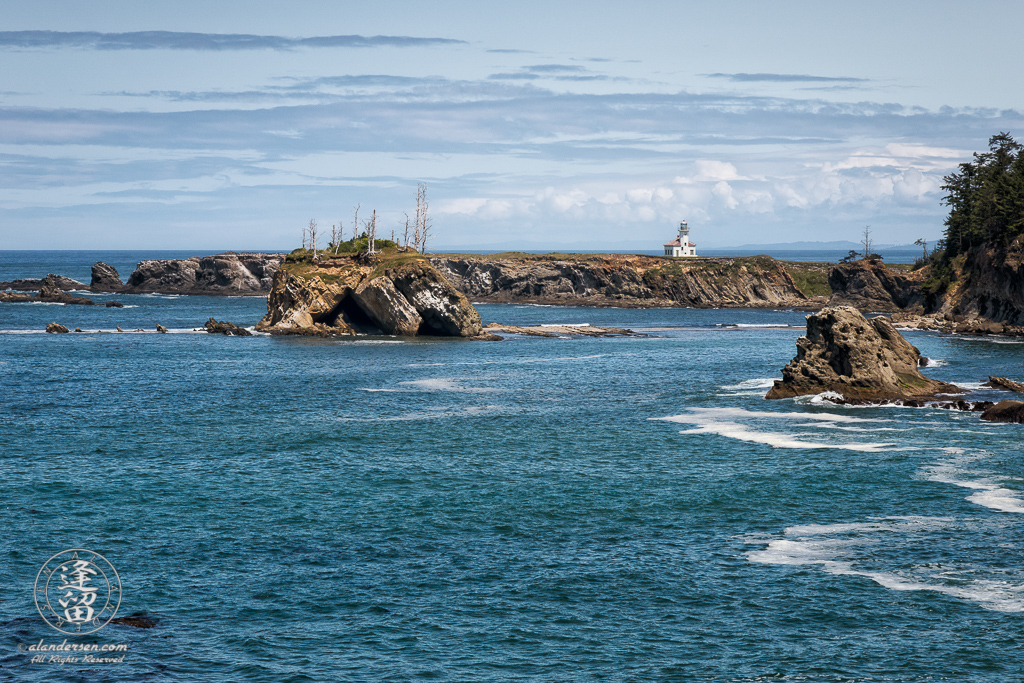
[765,306,961,402]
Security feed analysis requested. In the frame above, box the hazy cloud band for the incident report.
[0,30,466,51]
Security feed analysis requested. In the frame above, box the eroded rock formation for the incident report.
[258,255,482,337]
[123,252,284,295]
[766,306,961,402]
[90,262,124,291]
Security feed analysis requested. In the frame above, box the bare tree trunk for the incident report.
[861,225,872,259]
[368,210,377,254]
[403,212,411,250]
[309,219,319,262]
[418,183,431,254]
[352,204,361,242]
[413,185,424,252]
[302,224,307,250]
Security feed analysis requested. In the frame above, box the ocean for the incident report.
[1,251,1022,681]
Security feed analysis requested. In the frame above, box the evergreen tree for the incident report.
[940,132,1024,258]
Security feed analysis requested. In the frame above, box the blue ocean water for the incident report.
[1,252,1022,681]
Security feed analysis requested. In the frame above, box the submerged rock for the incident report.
[766,306,961,402]
[106,300,124,308]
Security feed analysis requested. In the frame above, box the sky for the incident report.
[2,0,1023,251]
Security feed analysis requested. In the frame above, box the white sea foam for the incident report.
[406,353,607,368]
[400,378,500,393]
[747,517,1024,612]
[654,408,896,452]
[919,450,1024,513]
[360,378,500,393]
[719,378,776,391]
[922,358,948,367]
[540,323,590,327]
[339,405,501,422]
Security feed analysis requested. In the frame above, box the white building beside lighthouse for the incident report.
[664,220,697,257]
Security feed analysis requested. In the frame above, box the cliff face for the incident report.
[827,260,926,312]
[123,252,284,295]
[431,254,807,308]
[257,254,483,337]
[766,306,961,402]
[936,244,1024,324]
[827,246,1024,327]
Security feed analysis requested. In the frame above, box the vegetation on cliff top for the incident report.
[940,132,1024,259]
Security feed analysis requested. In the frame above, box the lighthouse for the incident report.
[663,220,697,257]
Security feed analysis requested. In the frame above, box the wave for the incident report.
[747,517,1024,612]
[653,407,897,452]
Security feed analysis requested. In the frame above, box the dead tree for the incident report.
[402,212,411,250]
[418,183,432,254]
[861,225,873,259]
[309,219,319,262]
[352,204,361,241]
[330,222,339,254]
[413,185,424,252]
[367,210,377,254]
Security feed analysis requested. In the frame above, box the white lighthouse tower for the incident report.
[664,220,697,257]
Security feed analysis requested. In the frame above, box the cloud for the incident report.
[0,31,465,51]
[706,72,868,84]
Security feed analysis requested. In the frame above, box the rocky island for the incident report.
[256,249,483,338]
[765,306,961,403]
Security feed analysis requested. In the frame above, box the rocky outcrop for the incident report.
[389,263,483,336]
[90,262,124,291]
[985,376,1024,393]
[258,255,482,337]
[827,260,926,312]
[123,252,284,295]
[934,244,1024,325]
[46,323,70,333]
[204,318,252,336]
[431,254,807,308]
[351,277,423,336]
[766,306,961,401]
[0,274,85,292]
[39,275,95,305]
[980,400,1024,423]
